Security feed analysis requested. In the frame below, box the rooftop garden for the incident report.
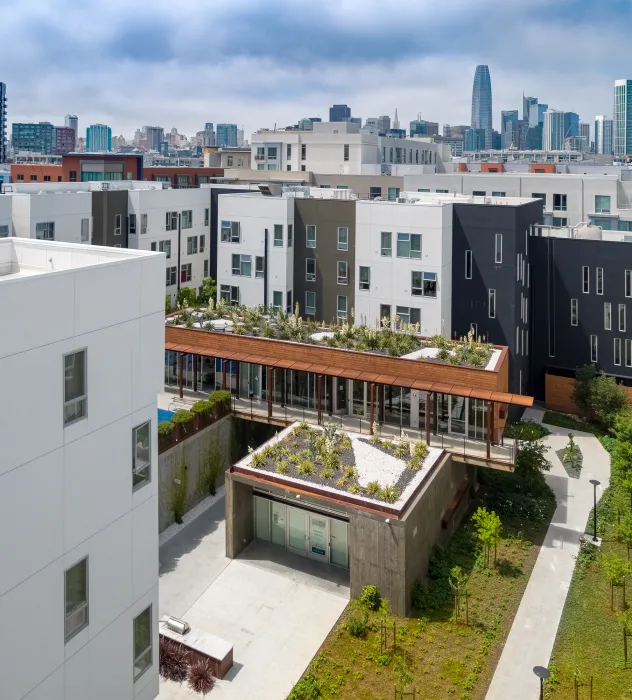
[167,300,495,368]
[243,421,435,505]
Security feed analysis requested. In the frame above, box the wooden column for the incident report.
[267,366,273,419]
[317,374,323,424]
[369,382,375,434]
[222,360,227,391]
[193,354,198,393]
[425,390,431,444]
[234,361,240,397]
[178,353,184,399]
[490,400,496,445]
[486,400,493,459]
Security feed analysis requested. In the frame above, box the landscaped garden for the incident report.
[288,430,556,700]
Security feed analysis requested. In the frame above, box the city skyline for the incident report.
[1,0,630,140]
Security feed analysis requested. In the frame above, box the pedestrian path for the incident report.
[485,413,611,700]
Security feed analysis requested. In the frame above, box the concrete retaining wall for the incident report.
[158,415,233,531]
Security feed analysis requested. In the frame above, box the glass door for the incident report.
[335,378,348,415]
[468,398,485,440]
[254,497,271,542]
[308,514,329,561]
[330,519,348,568]
[450,396,466,435]
[271,501,287,547]
[435,393,449,433]
[352,380,366,416]
[288,506,307,554]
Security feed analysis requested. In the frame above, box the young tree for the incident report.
[591,373,629,427]
[514,439,552,486]
[603,551,632,610]
[449,565,470,624]
[562,432,582,472]
[177,286,197,309]
[572,363,598,419]
[618,514,632,561]
[196,277,217,307]
[617,608,632,666]
[472,506,502,567]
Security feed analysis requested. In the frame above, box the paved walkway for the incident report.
[158,496,349,700]
[485,408,611,700]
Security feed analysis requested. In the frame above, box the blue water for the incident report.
[158,408,174,423]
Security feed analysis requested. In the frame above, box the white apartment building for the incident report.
[10,190,92,243]
[251,121,450,176]
[0,238,164,700]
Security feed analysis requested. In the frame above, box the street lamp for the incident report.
[589,479,601,542]
[533,666,550,700]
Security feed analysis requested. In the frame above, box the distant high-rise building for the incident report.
[464,127,486,151]
[216,123,238,147]
[144,126,164,151]
[393,108,400,130]
[443,124,469,138]
[579,122,591,152]
[409,118,439,136]
[595,115,614,155]
[201,123,215,147]
[543,110,565,150]
[471,65,493,149]
[377,115,390,133]
[237,128,245,147]
[65,114,78,137]
[523,95,538,121]
[529,102,548,128]
[500,110,519,148]
[614,79,632,156]
[0,82,6,162]
[329,104,351,122]
[12,122,55,154]
[85,123,112,151]
[53,126,76,155]
[563,112,579,138]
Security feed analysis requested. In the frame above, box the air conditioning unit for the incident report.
[165,616,190,635]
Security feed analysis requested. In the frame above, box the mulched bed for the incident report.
[556,447,583,479]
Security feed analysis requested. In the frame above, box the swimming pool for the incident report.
[158,408,174,423]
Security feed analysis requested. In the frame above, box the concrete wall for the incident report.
[158,415,232,531]
[224,475,254,558]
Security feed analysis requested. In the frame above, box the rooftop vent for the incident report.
[258,182,283,197]
[164,616,190,635]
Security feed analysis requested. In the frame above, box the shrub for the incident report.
[322,466,334,479]
[298,461,315,476]
[591,373,629,426]
[514,439,551,486]
[251,452,266,468]
[407,457,421,471]
[197,439,223,496]
[165,295,172,315]
[359,585,381,611]
[412,440,428,460]
[366,480,381,497]
[572,363,597,419]
[208,390,231,416]
[172,410,195,426]
[191,400,212,416]
[158,421,175,437]
[336,476,348,488]
[504,419,550,441]
[380,484,399,503]
[347,611,368,638]
[289,673,322,700]
[348,483,361,495]
[187,660,215,695]
[394,442,409,459]
[170,452,188,524]
[276,460,289,475]
[159,637,189,683]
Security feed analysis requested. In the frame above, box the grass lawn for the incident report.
[542,411,607,436]
[546,477,632,698]
[289,473,556,700]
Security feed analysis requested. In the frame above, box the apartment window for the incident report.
[343,144,349,161]
[359,266,370,290]
[532,193,546,207]
[380,304,391,325]
[305,258,316,282]
[301,144,306,160]
[492,191,506,197]
[35,221,55,241]
[337,227,349,251]
[150,242,156,251]
[0,225,9,238]
[129,214,137,236]
[287,144,292,159]
[288,224,293,247]
[306,225,316,248]
[180,263,192,283]
[301,165,306,171]
[159,240,171,259]
[204,260,209,277]
[436,189,449,194]
[582,266,589,293]
[370,186,382,199]
[381,231,392,257]
[114,214,122,236]
[626,339,632,367]
[418,188,430,193]
[305,291,316,316]
[64,349,87,425]
[220,284,239,304]
[255,256,264,279]
[494,233,502,263]
[412,271,423,296]
[396,306,421,326]
[615,338,622,366]
[472,190,486,197]
[273,224,283,247]
[187,236,198,255]
[203,208,209,226]
[221,220,240,243]
[595,195,611,214]
[166,266,177,286]
[553,193,567,211]
[43,175,50,182]
[388,187,400,201]
[132,421,151,489]
[166,211,178,231]
[465,250,472,279]
[134,606,153,681]
[488,289,496,318]
[396,233,421,259]
[596,267,603,295]
[626,270,632,298]
[272,291,283,311]
[69,170,77,182]
[337,295,348,320]
[287,165,292,171]
[287,290,293,313]
[65,557,88,642]
[571,299,578,326]
[423,272,437,297]
[337,261,348,285]
[232,254,252,277]
[30,174,37,182]
[80,219,90,243]
[590,335,598,362]
[552,217,568,227]
[620,303,627,332]
[199,235,205,253]
[181,210,193,229]
[141,213,147,234]
[226,155,234,167]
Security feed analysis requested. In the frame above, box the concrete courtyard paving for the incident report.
[158,496,349,700]
[485,408,611,700]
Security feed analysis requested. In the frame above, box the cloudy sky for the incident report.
[2,0,629,140]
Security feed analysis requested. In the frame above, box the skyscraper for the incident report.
[329,104,351,122]
[579,122,591,152]
[523,95,538,122]
[543,110,565,150]
[65,114,78,135]
[0,83,6,163]
[563,112,579,138]
[144,126,164,150]
[501,110,519,149]
[595,115,614,155]
[471,65,493,149]
[614,79,632,156]
[12,122,55,154]
[216,123,238,147]
[85,124,112,151]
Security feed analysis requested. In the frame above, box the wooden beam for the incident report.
[369,382,375,434]
[178,353,184,399]
[486,400,492,460]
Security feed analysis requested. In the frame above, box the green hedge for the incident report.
[191,400,212,416]
[171,409,195,425]
[209,390,231,413]
[158,421,175,437]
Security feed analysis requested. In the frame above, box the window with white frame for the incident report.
[590,335,598,362]
[396,306,420,326]
[571,298,578,326]
[396,233,421,259]
[204,208,210,226]
[305,291,316,316]
[488,289,496,318]
[187,236,198,255]
[359,266,370,290]
[114,214,121,236]
[64,349,87,425]
[81,218,89,242]
[128,214,136,236]
[0,224,9,238]
[36,221,55,240]
[65,557,88,642]
[620,303,627,332]
[221,220,240,243]
[494,233,502,263]
[337,295,348,320]
[553,193,567,211]
[492,191,506,197]
[255,256,264,279]
[204,259,209,277]
[615,338,622,366]
[306,225,316,248]
[423,272,437,297]
[232,254,252,277]
[287,144,292,159]
[181,210,193,229]
[166,266,176,286]
[180,263,192,283]
[220,284,239,304]
[582,266,589,293]
[286,290,293,313]
[381,231,392,257]
[627,270,632,298]
[159,240,171,259]
[412,271,422,296]
[596,267,604,295]
[337,261,348,285]
[595,195,611,213]
[274,224,283,247]
[306,258,316,282]
[626,339,632,367]
[133,606,153,681]
[605,302,612,330]
[465,250,472,279]
[141,213,147,234]
[272,291,283,311]
[337,227,348,251]
[166,211,178,231]
[380,305,391,325]
[199,235,205,253]
[133,421,151,489]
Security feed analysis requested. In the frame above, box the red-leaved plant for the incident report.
[159,636,189,683]
[187,660,216,695]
